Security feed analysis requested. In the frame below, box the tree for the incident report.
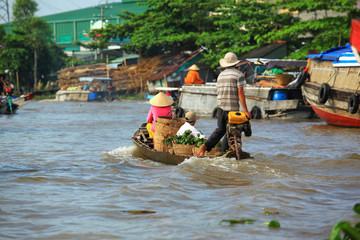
[104,0,222,58]
[0,24,33,91]
[79,0,359,69]
[12,0,37,22]
[102,0,295,69]
[12,0,52,88]
[197,0,296,69]
[76,28,111,60]
[265,0,360,59]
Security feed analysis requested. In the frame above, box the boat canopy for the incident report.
[307,43,360,68]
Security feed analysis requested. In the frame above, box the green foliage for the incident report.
[4,0,359,89]
[163,130,206,147]
[267,220,281,228]
[354,203,360,214]
[62,56,107,68]
[0,0,66,91]
[103,0,222,56]
[99,0,359,67]
[33,93,56,100]
[219,219,255,225]
[12,0,38,22]
[268,0,360,59]
[325,203,360,240]
[197,0,296,69]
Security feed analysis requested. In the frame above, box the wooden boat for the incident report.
[0,95,33,114]
[0,99,19,114]
[300,20,360,127]
[132,127,251,165]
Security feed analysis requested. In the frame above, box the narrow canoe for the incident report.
[132,128,251,165]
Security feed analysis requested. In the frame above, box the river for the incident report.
[1,100,359,240]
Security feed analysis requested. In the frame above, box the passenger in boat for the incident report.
[176,112,205,139]
[146,92,174,138]
[5,81,14,96]
[253,59,266,83]
[184,64,204,85]
[196,52,251,156]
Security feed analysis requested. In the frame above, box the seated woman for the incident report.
[184,64,204,85]
[146,92,174,138]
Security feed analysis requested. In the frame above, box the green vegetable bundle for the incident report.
[163,130,206,147]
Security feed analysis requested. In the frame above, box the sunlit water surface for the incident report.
[1,100,359,239]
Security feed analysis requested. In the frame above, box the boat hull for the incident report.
[301,59,360,127]
[311,103,360,127]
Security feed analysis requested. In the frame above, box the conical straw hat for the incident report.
[149,92,174,107]
[189,64,200,71]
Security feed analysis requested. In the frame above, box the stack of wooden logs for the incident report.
[57,55,162,93]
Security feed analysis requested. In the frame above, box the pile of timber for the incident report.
[57,56,162,93]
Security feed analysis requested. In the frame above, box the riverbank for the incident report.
[33,92,146,101]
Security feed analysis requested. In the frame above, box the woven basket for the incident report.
[153,135,168,152]
[154,116,185,137]
[173,143,195,156]
[275,73,294,86]
[153,116,185,153]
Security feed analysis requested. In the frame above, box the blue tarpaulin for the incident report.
[306,43,360,67]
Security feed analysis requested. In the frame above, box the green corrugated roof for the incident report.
[42,1,147,23]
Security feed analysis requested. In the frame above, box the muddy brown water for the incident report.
[1,100,359,239]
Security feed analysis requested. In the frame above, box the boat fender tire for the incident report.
[175,106,185,117]
[318,83,331,104]
[212,108,218,119]
[348,94,359,114]
[293,72,309,89]
[250,106,262,119]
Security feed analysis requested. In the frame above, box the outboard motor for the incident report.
[226,111,251,160]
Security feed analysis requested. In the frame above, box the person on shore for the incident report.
[196,52,251,156]
[176,111,205,139]
[146,92,174,138]
[184,64,204,85]
[0,75,5,96]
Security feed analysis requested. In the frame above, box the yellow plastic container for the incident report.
[228,111,248,124]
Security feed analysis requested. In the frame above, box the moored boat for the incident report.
[178,81,314,119]
[301,20,360,127]
[132,127,251,165]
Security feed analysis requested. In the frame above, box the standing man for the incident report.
[196,52,251,156]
